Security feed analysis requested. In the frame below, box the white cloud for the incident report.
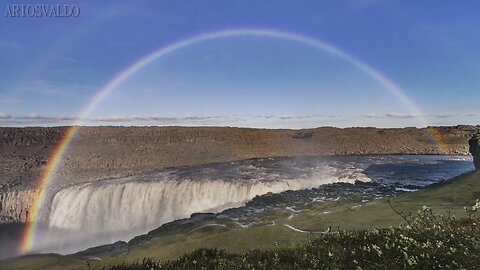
[14,114,78,121]
[363,113,380,119]
[0,112,12,119]
[0,112,475,128]
[0,113,325,125]
[433,114,457,119]
[277,114,322,120]
[385,112,464,120]
[386,112,416,119]
[89,115,220,122]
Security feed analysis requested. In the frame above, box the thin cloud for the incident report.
[386,112,416,119]
[0,114,227,124]
[14,114,78,121]
[0,113,326,125]
[363,113,381,119]
[90,115,221,122]
[2,112,472,126]
[386,112,462,119]
[0,113,12,119]
[235,113,324,120]
[277,114,322,120]
[90,115,173,122]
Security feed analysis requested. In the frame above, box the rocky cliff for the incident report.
[0,189,35,223]
[0,125,478,223]
[469,134,480,169]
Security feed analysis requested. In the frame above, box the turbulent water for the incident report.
[30,155,473,254]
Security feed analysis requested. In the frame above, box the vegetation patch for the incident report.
[105,203,480,270]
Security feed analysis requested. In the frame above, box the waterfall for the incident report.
[32,168,359,253]
[13,155,474,256]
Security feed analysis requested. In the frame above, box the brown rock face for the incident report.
[0,125,479,223]
[469,135,480,169]
[0,189,35,223]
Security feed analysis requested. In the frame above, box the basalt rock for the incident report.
[0,189,35,223]
[0,125,479,223]
[469,135,480,169]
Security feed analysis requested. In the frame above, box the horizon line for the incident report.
[0,124,477,129]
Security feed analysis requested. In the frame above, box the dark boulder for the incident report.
[468,135,480,169]
[292,131,313,139]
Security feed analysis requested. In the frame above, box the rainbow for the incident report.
[18,28,449,254]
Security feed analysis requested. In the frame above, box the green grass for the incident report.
[290,170,480,231]
[1,170,479,270]
[0,254,86,270]
[105,209,480,269]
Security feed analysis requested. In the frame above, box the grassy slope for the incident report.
[290,170,480,231]
[1,170,478,270]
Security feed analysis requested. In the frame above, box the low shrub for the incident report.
[104,202,480,269]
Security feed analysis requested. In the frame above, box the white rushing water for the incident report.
[34,164,363,253]
[48,178,315,233]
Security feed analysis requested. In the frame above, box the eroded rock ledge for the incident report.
[0,125,478,223]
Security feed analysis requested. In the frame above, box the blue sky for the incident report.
[0,0,479,128]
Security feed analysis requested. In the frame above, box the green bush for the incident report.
[104,204,480,270]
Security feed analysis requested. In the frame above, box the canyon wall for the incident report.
[0,125,478,224]
[0,189,35,223]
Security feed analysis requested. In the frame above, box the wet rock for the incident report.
[469,134,480,169]
[128,234,152,247]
